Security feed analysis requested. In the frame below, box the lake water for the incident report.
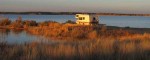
[0,29,89,44]
[1,14,150,28]
[0,29,50,44]
[0,14,150,44]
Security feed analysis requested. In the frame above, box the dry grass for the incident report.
[0,18,11,26]
[0,37,150,60]
[119,33,150,41]
[27,22,132,40]
[1,26,150,60]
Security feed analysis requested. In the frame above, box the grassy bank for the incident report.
[27,24,131,40]
[27,22,141,40]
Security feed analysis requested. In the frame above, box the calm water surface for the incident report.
[100,16,150,28]
[0,29,90,44]
[0,29,51,44]
[0,14,150,28]
[0,14,150,43]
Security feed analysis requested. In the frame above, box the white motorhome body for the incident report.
[75,14,99,25]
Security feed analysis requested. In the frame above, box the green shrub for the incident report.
[64,20,76,24]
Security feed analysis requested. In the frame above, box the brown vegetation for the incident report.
[27,22,132,40]
[0,18,11,26]
[0,17,38,29]
[0,16,149,40]
[0,38,150,60]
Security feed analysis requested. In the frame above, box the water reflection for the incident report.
[11,29,23,34]
[0,29,9,42]
[0,29,10,35]
[0,29,94,45]
[0,29,50,44]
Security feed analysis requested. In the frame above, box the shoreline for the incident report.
[1,24,150,40]
[1,12,150,16]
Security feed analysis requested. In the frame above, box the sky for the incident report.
[0,0,150,14]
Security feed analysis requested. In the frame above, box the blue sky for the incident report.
[0,0,149,13]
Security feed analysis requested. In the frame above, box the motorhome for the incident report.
[75,14,99,25]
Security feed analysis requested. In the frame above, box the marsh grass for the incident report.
[27,22,131,40]
[0,37,150,60]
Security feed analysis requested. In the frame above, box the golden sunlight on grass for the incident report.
[0,38,150,60]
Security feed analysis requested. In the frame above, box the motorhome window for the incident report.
[83,17,85,20]
[93,17,96,20]
[79,17,82,20]
[78,17,85,20]
[76,15,79,17]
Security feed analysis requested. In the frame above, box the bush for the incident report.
[10,20,24,28]
[39,21,58,26]
[70,26,91,39]
[10,22,24,28]
[64,20,76,24]
[87,30,97,39]
[0,18,11,26]
[23,20,37,27]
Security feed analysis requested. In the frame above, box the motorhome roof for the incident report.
[76,14,97,15]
